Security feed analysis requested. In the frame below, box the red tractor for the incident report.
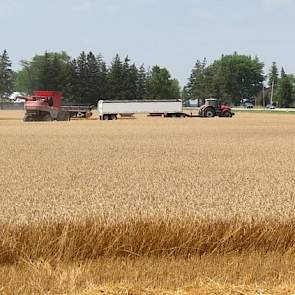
[16,91,93,122]
[199,98,234,118]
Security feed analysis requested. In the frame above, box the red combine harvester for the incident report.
[16,91,93,121]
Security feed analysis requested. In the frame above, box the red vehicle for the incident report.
[16,91,93,121]
[199,98,234,118]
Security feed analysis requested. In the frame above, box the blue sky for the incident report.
[1,0,294,85]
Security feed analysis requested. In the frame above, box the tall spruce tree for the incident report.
[76,51,88,103]
[122,56,131,99]
[0,50,13,109]
[269,62,279,87]
[136,65,147,99]
[0,49,13,99]
[107,54,124,100]
[64,58,79,102]
[96,54,108,100]
[187,58,207,100]
[85,51,101,104]
[268,62,279,104]
[126,63,138,99]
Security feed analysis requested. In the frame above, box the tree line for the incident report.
[12,51,180,105]
[1,49,295,107]
[185,53,295,107]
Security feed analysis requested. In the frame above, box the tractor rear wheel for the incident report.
[204,108,215,118]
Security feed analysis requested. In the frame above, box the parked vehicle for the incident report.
[266,104,276,109]
[243,102,254,109]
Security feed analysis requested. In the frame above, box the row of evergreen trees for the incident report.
[15,51,180,104]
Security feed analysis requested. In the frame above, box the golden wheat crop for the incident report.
[1,110,295,294]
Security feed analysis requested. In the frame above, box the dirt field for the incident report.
[1,110,295,294]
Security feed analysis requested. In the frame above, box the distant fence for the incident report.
[0,103,24,110]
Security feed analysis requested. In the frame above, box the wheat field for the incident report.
[1,110,295,294]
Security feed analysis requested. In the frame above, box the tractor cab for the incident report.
[205,98,220,108]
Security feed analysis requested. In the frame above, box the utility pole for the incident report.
[270,80,274,105]
[262,84,265,107]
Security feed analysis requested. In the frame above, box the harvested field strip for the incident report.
[2,218,295,263]
[2,254,295,294]
[80,284,295,295]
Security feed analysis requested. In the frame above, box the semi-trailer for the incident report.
[98,99,187,120]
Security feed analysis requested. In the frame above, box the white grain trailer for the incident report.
[98,99,185,120]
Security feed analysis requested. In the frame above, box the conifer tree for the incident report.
[107,54,124,100]
[187,58,207,100]
[137,65,147,99]
[96,54,108,100]
[85,51,100,104]
[0,50,13,98]
[126,63,138,99]
[269,62,279,87]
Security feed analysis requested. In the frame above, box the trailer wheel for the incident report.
[76,112,84,118]
[103,114,109,120]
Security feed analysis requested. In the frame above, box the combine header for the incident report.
[16,91,93,122]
